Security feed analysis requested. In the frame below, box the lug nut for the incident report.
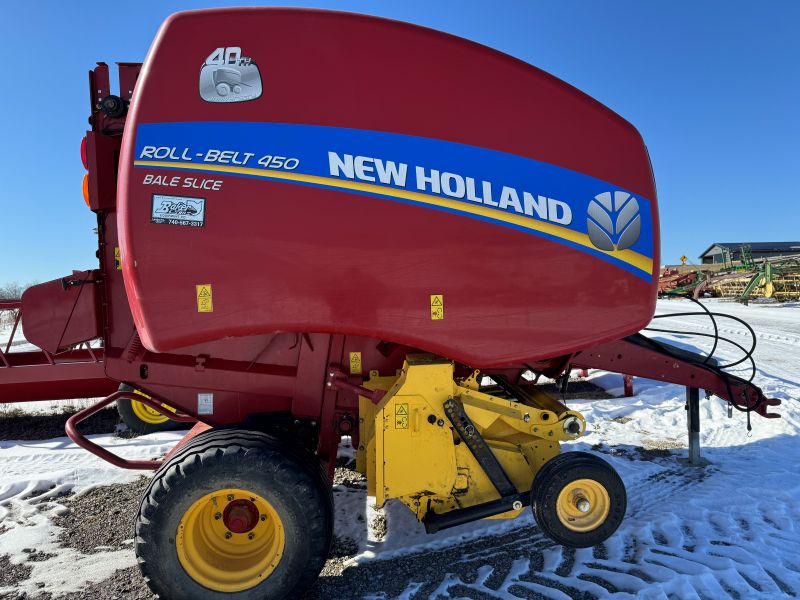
[227,494,234,501]
[576,498,591,513]
[260,514,267,522]
[225,531,232,539]
[214,512,221,520]
[248,533,255,540]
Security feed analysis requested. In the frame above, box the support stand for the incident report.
[682,386,709,467]
[623,374,634,397]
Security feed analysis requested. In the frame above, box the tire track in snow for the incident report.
[342,448,800,600]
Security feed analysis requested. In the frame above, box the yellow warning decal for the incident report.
[430,294,444,320]
[196,284,213,313]
[114,247,121,270]
[395,403,409,429]
[349,351,362,375]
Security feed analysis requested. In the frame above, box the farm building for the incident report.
[699,241,800,264]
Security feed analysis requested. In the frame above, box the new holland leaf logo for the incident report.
[587,191,642,251]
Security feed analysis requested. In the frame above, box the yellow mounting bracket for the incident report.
[364,355,586,517]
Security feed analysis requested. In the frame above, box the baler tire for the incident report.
[135,428,332,600]
[116,384,180,435]
[531,452,626,549]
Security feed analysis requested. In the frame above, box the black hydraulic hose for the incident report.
[644,327,756,380]
[657,295,721,363]
[646,310,757,377]
[641,297,764,431]
[650,294,758,376]
[650,311,758,365]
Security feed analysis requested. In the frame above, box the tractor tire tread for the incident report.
[136,428,332,599]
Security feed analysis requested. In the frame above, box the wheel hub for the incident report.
[223,499,260,534]
[176,488,285,593]
[555,478,610,532]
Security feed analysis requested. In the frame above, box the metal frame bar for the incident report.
[572,335,780,418]
[1,300,113,403]
[65,390,193,470]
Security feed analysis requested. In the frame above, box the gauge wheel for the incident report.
[116,384,179,435]
[531,451,626,548]
[135,428,332,599]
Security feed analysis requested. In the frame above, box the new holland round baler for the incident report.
[3,8,780,599]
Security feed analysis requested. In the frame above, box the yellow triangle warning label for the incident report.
[430,294,444,320]
[395,403,408,416]
[196,284,214,312]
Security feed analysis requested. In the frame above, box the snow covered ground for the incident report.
[1,298,799,599]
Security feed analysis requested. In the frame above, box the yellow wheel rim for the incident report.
[555,478,610,532]
[131,399,170,425]
[176,488,285,593]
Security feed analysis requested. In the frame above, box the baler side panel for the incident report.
[118,8,660,368]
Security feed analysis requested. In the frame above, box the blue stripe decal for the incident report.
[133,121,655,280]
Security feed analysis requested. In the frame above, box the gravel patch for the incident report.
[49,567,155,600]
[0,555,32,589]
[22,549,55,563]
[0,407,121,441]
[593,441,683,463]
[369,513,387,540]
[642,438,685,451]
[302,524,599,600]
[333,466,366,489]
[610,416,634,424]
[52,478,150,554]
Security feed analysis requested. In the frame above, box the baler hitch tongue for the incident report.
[573,333,781,423]
[721,381,781,429]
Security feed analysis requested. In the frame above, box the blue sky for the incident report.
[1,1,797,284]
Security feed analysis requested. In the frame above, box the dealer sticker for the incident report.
[197,393,214,415]
[151,194,206,227]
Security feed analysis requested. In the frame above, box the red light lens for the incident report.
[80,136,88,170]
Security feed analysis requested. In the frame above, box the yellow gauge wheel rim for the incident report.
[130,399,170,425]
[176,488,285,593]
[555,478,611,532]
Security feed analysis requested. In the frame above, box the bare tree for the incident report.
[0,281,25,300]
[0,281,36,327]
